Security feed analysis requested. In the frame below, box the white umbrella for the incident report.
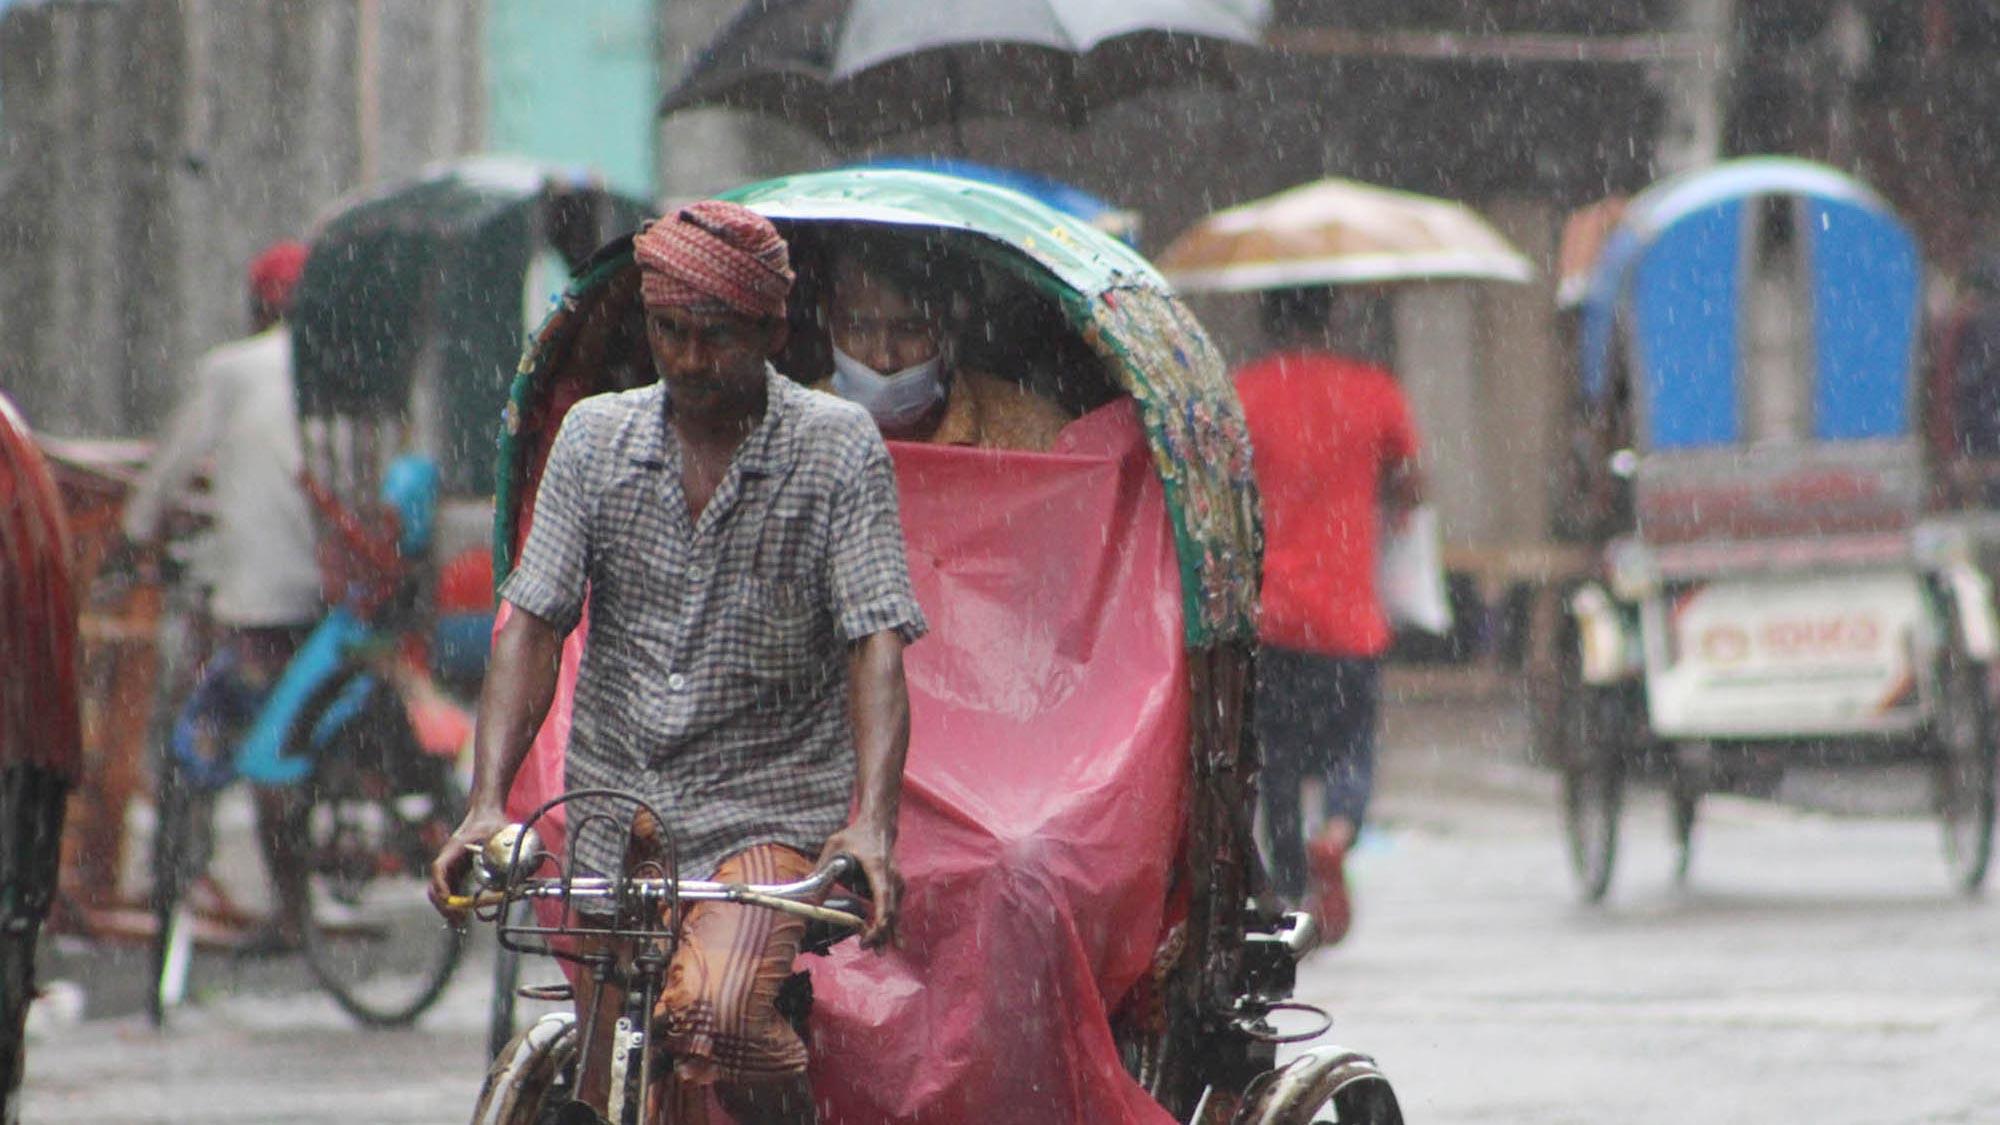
[1157,177,1535,292]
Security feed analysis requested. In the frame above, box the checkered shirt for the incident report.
[500,369,927,881]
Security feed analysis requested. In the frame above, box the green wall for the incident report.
[485,0,656,197]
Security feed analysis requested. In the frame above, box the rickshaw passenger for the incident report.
[815,240,1073,450]
[1235,286,1424,948]
[428,202,926,1125]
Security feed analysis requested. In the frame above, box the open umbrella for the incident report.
[660,0,1268,149]
[1156,178,1536,293]
[291,157,650,494]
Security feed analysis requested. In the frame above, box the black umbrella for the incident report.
[660,0,1267,149]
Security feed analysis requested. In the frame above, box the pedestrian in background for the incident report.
[1235,286,1423,945]
[119,240,322,947]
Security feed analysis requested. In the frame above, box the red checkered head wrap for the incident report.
[248,240,309,316]
[633,201,794,321]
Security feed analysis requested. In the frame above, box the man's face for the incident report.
[644,305,785,415]
[828,260,943,375]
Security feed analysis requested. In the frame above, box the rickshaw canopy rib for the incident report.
[494,169,1260,647]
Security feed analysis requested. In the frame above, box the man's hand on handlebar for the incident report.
[428,805,513,924]
[817,820,900,951]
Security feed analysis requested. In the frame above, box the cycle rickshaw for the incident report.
[1550,157,2000,900]
[0,393,82,1123]
[144,158,647,1027]
[465,169,1403,1124]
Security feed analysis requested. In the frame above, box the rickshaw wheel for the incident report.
[1559,677,1625,904]
[286,666,468,1027]
[470,1012,580,1123]
[1231,1044,1404,1124]
[1669,783,1700,886]
[1932,639,1997,895]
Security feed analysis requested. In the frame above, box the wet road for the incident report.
[19,698,2000,1122]
[1299,699,2000,1125]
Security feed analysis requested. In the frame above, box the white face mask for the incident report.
[830,344,947,433]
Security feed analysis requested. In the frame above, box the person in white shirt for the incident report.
[122,241,320,637]
[120,240,322,949]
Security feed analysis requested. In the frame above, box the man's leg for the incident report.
[1317,658,1381,839]
[1305,657,1381,944]
[1256,649,1313,902]
[658,844,816,1125]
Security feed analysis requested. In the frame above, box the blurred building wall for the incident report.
[0,0,483,438]
[487,0,655,198]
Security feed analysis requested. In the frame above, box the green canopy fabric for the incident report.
[499,168,1259,645]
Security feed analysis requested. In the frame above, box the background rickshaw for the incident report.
[0,394,82,1123]
[1550,157,2000,900]
[475,168,1403,1124]
[142,157,650,1027]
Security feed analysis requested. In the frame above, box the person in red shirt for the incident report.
[1234,286,1423,945]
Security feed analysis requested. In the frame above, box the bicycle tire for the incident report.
[286,665,467,1027]
[1933,633,1997,895]
[145,753,201,1028]
[470,1013,581,1125]
[143,586,212,1028]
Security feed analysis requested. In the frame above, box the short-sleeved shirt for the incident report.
[1234,350,1419,658]
[500,369,928,880]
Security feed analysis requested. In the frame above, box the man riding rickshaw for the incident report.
[439,170,1403,1124]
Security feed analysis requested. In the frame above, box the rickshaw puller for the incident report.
[428,201,927,1125]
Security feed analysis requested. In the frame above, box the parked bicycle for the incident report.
[146,455,469,1028]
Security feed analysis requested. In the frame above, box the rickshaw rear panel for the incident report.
[1555,157,1999,898]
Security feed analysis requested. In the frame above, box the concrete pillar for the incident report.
[1654,0,1735,176]
[1395,284,1490,548]
[1480,198,1563,547]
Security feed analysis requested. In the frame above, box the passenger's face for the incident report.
[644,304,784,416]
[828,261,943,374]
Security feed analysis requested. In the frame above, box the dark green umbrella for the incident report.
[291,158,649,494]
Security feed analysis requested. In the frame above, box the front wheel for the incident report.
[1230,1044,1404,1124]
[1557,671,1627,904]
[1669,783,1700,887]
[1933,640,1997,895]
[470,1013,581,1125]
[146,755,201,1028]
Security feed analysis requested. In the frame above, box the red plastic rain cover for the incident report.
[503,401,1186,1123]
[0,397,81,781]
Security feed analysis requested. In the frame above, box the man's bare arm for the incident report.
[427,606,566,918]
[818,629,910,949]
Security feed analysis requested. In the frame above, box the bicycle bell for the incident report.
[478,823,546,885]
